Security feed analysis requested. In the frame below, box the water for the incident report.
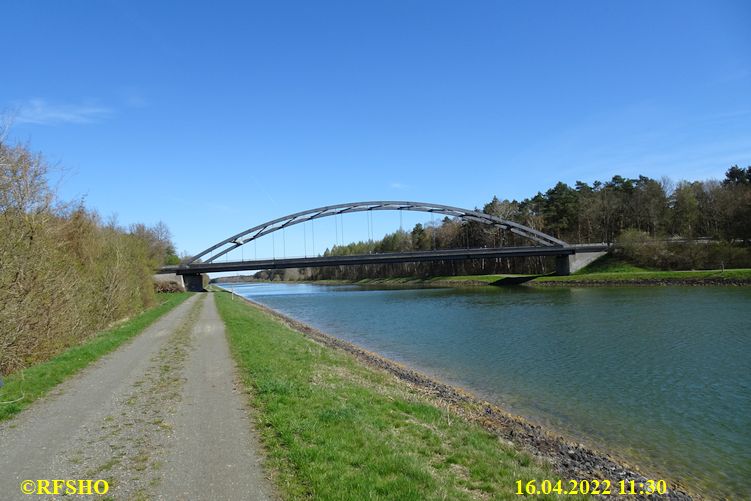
[222,282,751,499]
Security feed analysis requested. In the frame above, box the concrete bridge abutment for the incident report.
[555,249,609,275]
[555,255,572,276]
[183,273,208,292]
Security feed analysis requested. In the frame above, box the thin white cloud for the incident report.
[15,99,113,125]
[390,182,408,190]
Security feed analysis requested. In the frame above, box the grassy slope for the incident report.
[0,292,191,422]
[358,275,496,284]
[220,256,751,288]
[571,254,648,274]
[351,256,751,285]
[535,268,751,283]
[534,255,751,283]
[216,291,570,500]
[355,275,532,285]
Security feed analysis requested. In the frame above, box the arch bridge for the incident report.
[162,201,608,290]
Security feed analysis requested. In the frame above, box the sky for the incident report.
[3,0,750,260]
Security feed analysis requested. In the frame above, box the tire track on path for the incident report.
[0,295,201,500]
[1,293,276,500]
[156,292,274,501]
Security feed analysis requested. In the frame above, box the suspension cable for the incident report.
[431,212,435,249]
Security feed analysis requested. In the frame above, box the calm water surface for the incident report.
[223,282,751,499]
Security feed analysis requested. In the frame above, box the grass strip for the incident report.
[532,268,751,283]
[353,268,751,286]
[0,292,191,422]
[342,275,537,287]
[357,275,520,285]
[216,291,570,500]
[426,275,529,284]
[305,255,751,286]
[571,254,648,274]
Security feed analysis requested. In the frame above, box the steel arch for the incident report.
[186,201,568,265]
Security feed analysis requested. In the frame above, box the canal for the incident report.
[222,282,751,499]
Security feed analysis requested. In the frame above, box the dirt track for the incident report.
[0,294,274,500]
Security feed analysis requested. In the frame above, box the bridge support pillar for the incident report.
[555,255,571,276]
[183,273,207,292]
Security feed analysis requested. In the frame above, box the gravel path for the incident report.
[0,294,274,500]
[155,293,273,501]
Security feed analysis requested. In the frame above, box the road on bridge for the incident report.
[0,294,275,501]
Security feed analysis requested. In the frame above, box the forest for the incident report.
[0,133,179,375]
[264,168,751,281]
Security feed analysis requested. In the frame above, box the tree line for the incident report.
[274,167,751,281]
[0,132,178,375]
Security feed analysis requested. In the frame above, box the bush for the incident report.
[615,229,668,269]
[615,229,751,270]
[0,136,171,375]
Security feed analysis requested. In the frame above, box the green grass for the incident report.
[0,292,191,422]
[534,268,751,283]
[216,291,570,500]
[558,254,751,282]
[419,259,751,285]
[426,275,527,284]
[313,265,751,287]
[355,276,430,285]
[573,254,648,274]
[355,275,534,285]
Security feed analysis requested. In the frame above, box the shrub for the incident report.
[0,135,171,375]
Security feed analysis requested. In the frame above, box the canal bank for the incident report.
[215,286,699,500]
[529,269,751,286]
[212,268,751,289]
[358,267,751,286]
[219,281,750,500]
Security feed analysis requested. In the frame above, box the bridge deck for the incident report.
[163,244,608,275]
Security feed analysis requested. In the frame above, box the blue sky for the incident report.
[4,0,750,258]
